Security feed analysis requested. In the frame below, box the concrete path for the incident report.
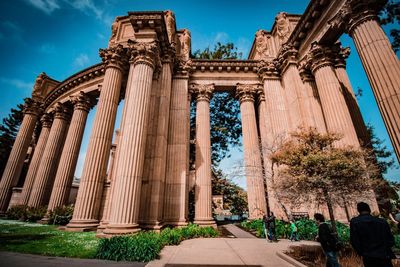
[222,224,256,238]
[0,251,146,267]
[146,238,318,267]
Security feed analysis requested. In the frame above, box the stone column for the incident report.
[163,65,190,226]
[104,41,159,235]
[139,52,173,229]
[237,84,267,219]
[0,99,42,213]
[46,92,92,214]
[299,67,327,133]
[28,103,71,207]
[19,114,53,205]
[335,46,369,145]
[306,43,360,147]
[191,83,215,226]
[66,44,126,231]
[346,0,400,160]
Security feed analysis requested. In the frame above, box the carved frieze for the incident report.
[99,44,128,70]
[275,12,291,44]
[255,30,270,59]
[190,83,214,102]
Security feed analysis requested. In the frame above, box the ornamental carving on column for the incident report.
[305,42,335,74]
[23,98,43,116]
[53,102,72,121]
[128,39,161,70]
[40,113,53,128]
[275,12,291,44]
[70,91,95,112]
[190,83,214,102]
[236,83,261,103]
[298,60,314,82]
[179,29,191,61]
[32,72,48,101]
[257,60,280,78]
[334,46,351,69]
[109,20,119,46]
[276,43,298,72]
[255,30,270,59]
[99,44,128,71]
[164,10,176,45]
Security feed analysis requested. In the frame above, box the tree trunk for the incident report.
[323,188,337,234]
[341,195,351,222]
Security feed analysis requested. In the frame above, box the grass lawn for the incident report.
[0,219,99,258]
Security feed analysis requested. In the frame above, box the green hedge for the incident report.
[48,205,74,225]
[6,205,47,222]
[96,223,218,262]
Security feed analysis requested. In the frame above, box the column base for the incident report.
[38,216,50,224]
[139,220,164,231]
[163,220,188,228]
[194,219,217,228]
[103,223,141,236]
[96,221,109,233]
[65,219,99,232]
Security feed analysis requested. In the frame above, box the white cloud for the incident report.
[66,0,103,19]
[25,0,60,14]
[74,53,90,68]
[39,43,56,54]
[0,77,33,91]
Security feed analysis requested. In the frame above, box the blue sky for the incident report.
[0,0,398,188]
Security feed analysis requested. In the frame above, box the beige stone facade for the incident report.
[1,1,399,234]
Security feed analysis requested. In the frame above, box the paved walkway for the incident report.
[222,224,256,238]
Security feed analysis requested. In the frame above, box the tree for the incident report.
[270,128,377,233]
[0,103,24,177]
[379,0,400,52]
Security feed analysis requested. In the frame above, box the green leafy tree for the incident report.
[0,103,24,177]
[379,0,400,52]
[271,128,377,233]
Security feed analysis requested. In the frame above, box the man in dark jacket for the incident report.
[314,213,340,267]
[350,202,395,267]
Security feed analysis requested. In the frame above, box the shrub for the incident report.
[6,205,27,220]
[296,219,318,240]
[48,205,74,225]
[160,228,183,245]
[24,206,47,222]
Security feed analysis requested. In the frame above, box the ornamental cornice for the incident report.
[128,39,161,70]
[236,83,261,103]
[189,83,214,102]
[70,91,95,112]
[53,102,72,121]
[99,44,129,70]
[305,42,335,74]
[190,59,259,73]
[23,98,43,116]
[40,113,53,128]
[44,63,105,107]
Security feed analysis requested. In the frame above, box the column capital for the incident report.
[334,47,351,69]
[257,60,280,80]
[276,44,298,73]
[190,83,214,102]
[70,91,95,112]
[23,98,43,116]
[298,60,314,82]
[128,40,161,70]
[53,102,72,121]
[99,44,128,71]
[40,113,53,128]
[256,87,265,106]
[236,83,261,103]
[305,42,336,74]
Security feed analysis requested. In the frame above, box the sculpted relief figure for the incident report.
[32,72,47,100]
[255,29,270,59]
[275,12,290,44]
[180,29,191,61]
[165,10,176,44]
[109,20,118,46]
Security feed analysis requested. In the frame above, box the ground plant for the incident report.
[48,205,74,225]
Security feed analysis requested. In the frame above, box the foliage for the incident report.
[0,103,24,176]
[48,205,74,225]
[211,169,248,215]
[6,205,47,222]
[6,205,27,220]
[270,128,377,232]
[379,0,400,52]
[192,42,242,60]
[0,219,99,258]
[96,223,218,262]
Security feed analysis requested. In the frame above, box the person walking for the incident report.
[262,213,270,242]
[268,212,276,242]
[314,213,340,267]
[289,220,299,241]
[350,202,395,267]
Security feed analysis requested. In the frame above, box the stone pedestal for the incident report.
[46,92,92,215]
[0,99,41,213]
[104,41,158,235]
[349,9,400,160]
[19,114,53,205]
[237,84,267,219]
[163,69,190,226]
[192,83,215,226]
[28,103,70,207]
[66,45,126,231]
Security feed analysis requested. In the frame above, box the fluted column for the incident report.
[0,99,42,213]
[307,43,360,147]
[19,114,53,205]
[237,84,267,219]
[104,41,159,235]
[139,53,173,229]
[192,83,215,226]
[163,65,190,226]
[347,0,400,160]
[66,44,126,231]
[299,67,327,133]
[28,103,71,207]
[46,92,92,215]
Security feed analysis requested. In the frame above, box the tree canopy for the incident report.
[379,0,400,52]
